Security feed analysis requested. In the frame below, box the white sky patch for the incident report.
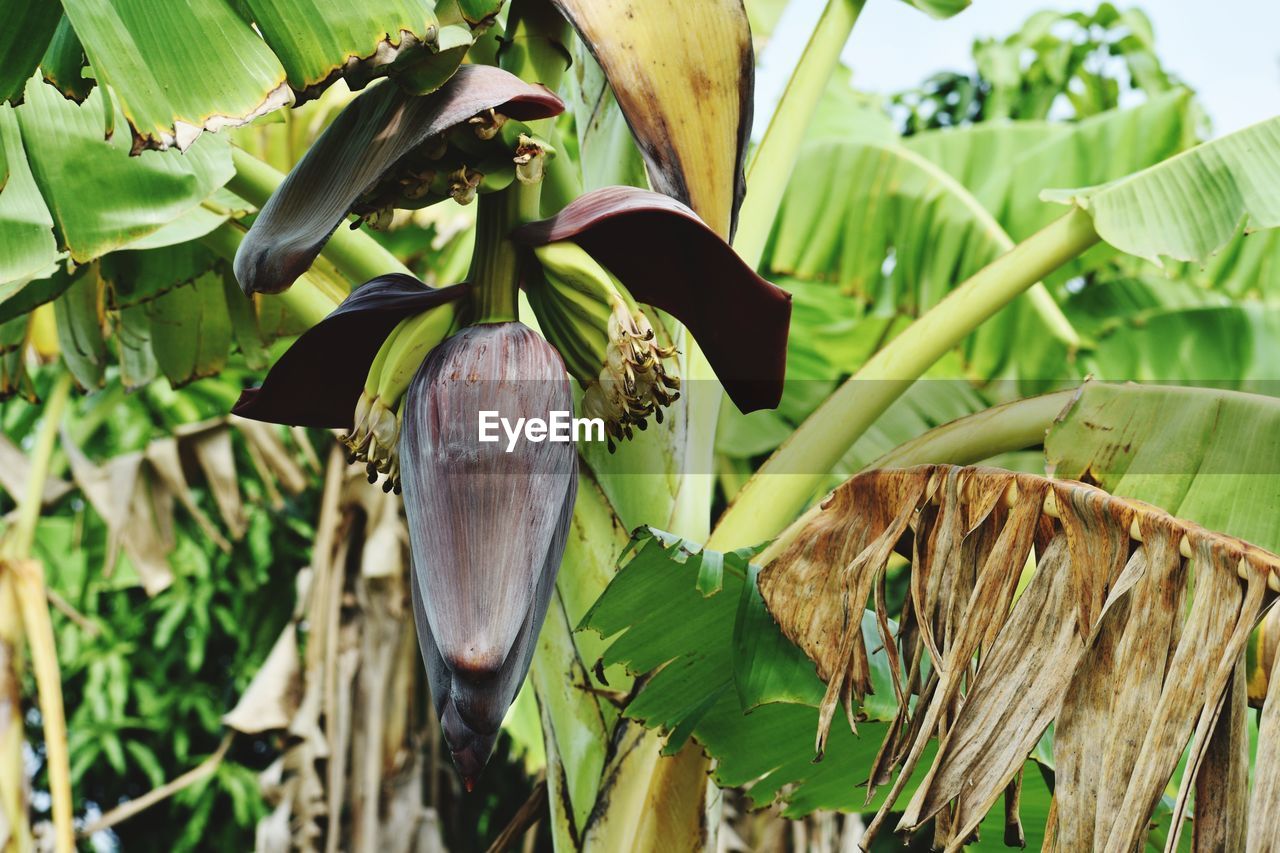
[755,0,1278,139]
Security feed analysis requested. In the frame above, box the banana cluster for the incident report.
[352,110,552,228]
[531,242,680,450]
[342,304,457,491]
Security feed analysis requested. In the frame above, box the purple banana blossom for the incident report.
[401,322,577,785]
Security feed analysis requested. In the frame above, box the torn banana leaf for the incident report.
[13,78,232,264]
[60,0,288,151]
[234,65,563,295]
[39,17,92,104]
[239,0,438,101]
[760,463,1279,850]
[549,0,753,238]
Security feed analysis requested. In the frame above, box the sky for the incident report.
[757,0,1279,138]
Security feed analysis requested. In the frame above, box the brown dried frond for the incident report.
[759,464,1280,852]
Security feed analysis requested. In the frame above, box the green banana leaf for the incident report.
[61,0,288,151]
[1189,227,1280,300]
[0,0,61,104]
[1083,303,1280,386]
[101,243,222,310]
[901,0,970,19]
[9,79,232,265]
[1043,115,1280,264]
[908,89,1199,243]
[1046,382,1280,554]
[0,107,59,289]
[1061,274,1234,339]
[146,270,233,388]
[56,0,449,151]
[580,526,1054,842]
[239,0,438,97]
[568,43,647,194]
[39,17,92,104]
[0,312,35,401]
[762,90,1198,382]
[54,264,108,391]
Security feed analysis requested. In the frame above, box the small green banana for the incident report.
[528,242,680,449]
[342,302,459,492]
[376,304,457,405]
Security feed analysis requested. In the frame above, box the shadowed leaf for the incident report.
[0,0,61,105]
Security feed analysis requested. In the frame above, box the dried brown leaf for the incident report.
[758,464,1280,850]
[1192,660,1250,853]
[223,623,302,734]
[175,423,247,540]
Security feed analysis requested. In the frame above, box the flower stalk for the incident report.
[470,182,543,323]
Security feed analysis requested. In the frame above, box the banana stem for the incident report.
[868,388,1078,471]
[709,207,1100,551]
[469,184,541,324]
[2,372,72,560]
[733,0,867,267]
[0,371,74,853]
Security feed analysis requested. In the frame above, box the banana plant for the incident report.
[2,0,1279,850]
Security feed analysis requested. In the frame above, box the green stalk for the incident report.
[469,184,541,323]
[868,388,1078,470]
[2,372,72,560]
[734,0,867,267]
[463,0,568,325]
[226,146,412,284]
[709,207,1100,550]
[0,371,74,853]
